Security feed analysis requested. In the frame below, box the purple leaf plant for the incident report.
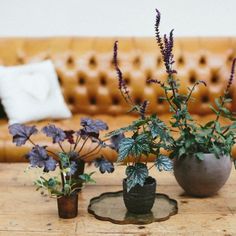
[9,117,114,196]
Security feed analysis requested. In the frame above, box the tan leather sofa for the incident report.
[0,37,235,162]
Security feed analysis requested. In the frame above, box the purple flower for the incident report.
[68,161,77,175]
[94,156,114,174]
[68,151,79,161]
[140,100,149,119]
[227,58,236,91]
[42,124,66,143]
[27,145,57,172]
[109,133,125,151]
[64,130,75,144]
[147,79,165,87]
[9,123,38,146]
[113,41,133,104]
[155,9,176,76]
[80,118,108,135]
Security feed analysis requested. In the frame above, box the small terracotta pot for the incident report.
[57,193,78,219]
[123,176,156,214]
[174,154,232,197]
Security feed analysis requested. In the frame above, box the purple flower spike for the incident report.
[42,124,66,143]
[227,58,236,91]
[155,9,176,76]
[140,100,149,119]
[9,123,38,146]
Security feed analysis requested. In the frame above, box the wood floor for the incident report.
[0,163,235,236]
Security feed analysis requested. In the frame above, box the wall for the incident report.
[0,0,235,37]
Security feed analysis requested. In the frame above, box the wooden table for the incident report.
[0,163,236,236]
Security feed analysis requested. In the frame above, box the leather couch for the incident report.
[0,37,235,162]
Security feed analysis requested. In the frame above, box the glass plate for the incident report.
[88,190,178,224]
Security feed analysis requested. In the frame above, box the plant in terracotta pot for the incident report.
[106,41,173,214]
[148,9,236,197]
[8,118,114,218]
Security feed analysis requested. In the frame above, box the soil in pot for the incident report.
[57,193,78,219]
[123,176,156,214]
[174,154,232,197]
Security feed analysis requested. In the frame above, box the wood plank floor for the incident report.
[0,163,235,236]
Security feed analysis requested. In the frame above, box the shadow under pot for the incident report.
[123,176,156,214]
[174,154,232,197]
[57,193,78,219]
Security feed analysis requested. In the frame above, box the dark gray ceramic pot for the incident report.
[123,176,156,214]
[174,154,232,197]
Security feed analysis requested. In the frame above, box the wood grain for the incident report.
[0,163,235,236]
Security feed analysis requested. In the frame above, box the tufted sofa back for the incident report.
[0,37,235,116]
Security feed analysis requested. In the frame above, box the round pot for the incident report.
[123,176,156,214]
[57,193,78,219]
[174,154,232,197]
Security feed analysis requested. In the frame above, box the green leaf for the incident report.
[125,163,148,192]
[215,98,221,108]
[79,172,96,183]
[178,147,186,157]
[118,133,151,161]
[209,104,218,114]
[105,119,146,137]
[149,116,170,141]
[212,143,221,158]
[195,152,204,160]
[215,121,222,134]
[155,155,173,171]
[132,133,151,157]
[117,138,135,161]
[204,121,215,128]
[224,98,232,103]
[221,107,231,115]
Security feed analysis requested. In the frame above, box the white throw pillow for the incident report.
[0,60,72,124]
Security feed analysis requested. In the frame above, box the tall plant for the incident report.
[9,118,114,197]
[107,41,173,192]
[148,9,236,161]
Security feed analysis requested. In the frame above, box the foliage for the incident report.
[9,118,114,197]
[107,41,173,192]
[150,9,236,162]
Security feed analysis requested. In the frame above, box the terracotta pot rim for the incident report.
[57,192,78,199]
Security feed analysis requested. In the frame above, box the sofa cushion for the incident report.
[1,114,235,162]
[0,60,71,124]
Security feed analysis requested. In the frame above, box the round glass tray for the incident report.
[88,190,178,225]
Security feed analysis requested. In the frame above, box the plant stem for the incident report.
[80,145,102,160]
[78,136,89,154]
[58,142,66,153]
[58,161,65,192]
[73,136,81,151]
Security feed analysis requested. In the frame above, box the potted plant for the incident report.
[106,41,173,214]
[148,9,236,197]
[8,117,114,218]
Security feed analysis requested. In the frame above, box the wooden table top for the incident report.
[0,163,236,236]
